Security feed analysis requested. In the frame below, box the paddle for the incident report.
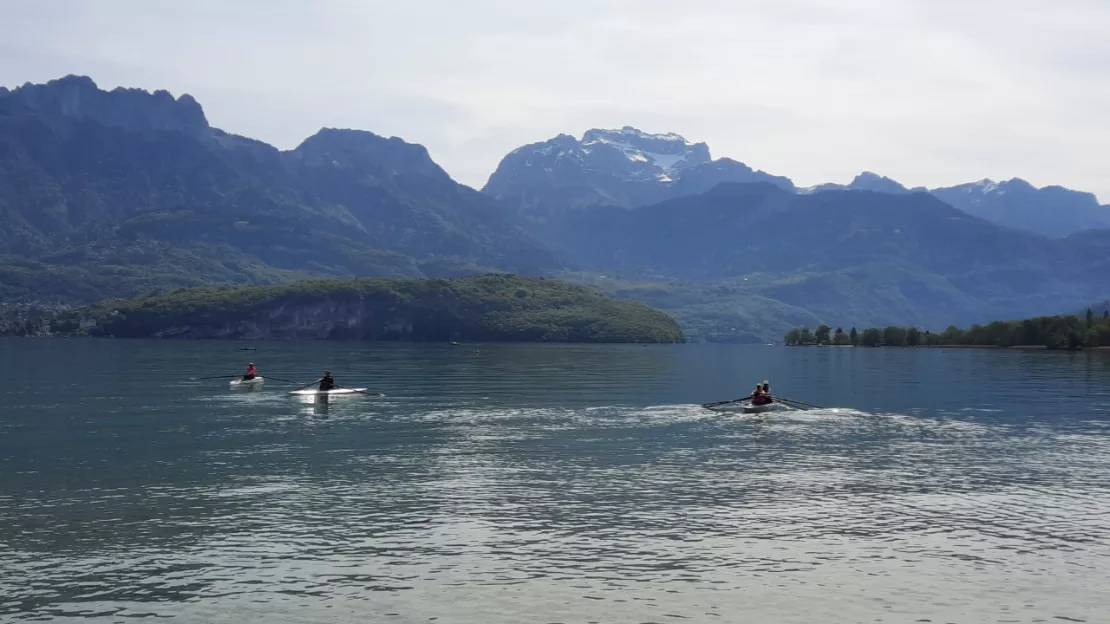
[263,376,313,386]
[333,385,383,397]
[189,375,240,381]
[770,397,807,411]
[702,394,754,409]
[291,379,324,392]
[772,396,825,410]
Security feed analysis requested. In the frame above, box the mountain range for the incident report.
[0,75,559,302]
[489,128,1110,238]
[544,183,1110,335]
[2,76,1108,341]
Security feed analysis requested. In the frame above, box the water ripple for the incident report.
[3,342,1110,622]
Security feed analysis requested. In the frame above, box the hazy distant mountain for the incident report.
[930,178,1110,237]
[802,173,1110,236]
[482,126,794,222]
[0,75,560,301]
[540,183,1110,333]
[801,172,924,195]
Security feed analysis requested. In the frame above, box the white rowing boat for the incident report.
[230,376,264,389]
[742,402,776,414]
[705,400,777,414]
[288,387,373,396]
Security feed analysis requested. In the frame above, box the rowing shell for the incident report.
[706,401,776,414]
[742,402,775,414]
[230,376,265,389]
[287,387,373,396]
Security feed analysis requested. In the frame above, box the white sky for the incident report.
[3,0,1109,201]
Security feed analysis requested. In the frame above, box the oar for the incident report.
[772,397,809,411]
[264,376,313,386]
[773,396,825,410]
[189,375,240,381]
[333,385,383,397]
[702,395,753,409]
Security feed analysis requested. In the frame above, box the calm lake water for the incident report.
[2,340,1110,623]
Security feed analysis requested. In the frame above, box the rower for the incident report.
[318,369,335,392]
[243,362,257,380]
[762,380,772,399]
[751,383,771,406]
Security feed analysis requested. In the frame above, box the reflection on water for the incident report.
[1,341,1109,623]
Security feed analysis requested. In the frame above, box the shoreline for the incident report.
[785,344,1109,352]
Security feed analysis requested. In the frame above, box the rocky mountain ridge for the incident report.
[0,75,560,302]
[488,128,1110,237]
[482,126,795,223]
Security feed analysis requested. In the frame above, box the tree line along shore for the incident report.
[785,308,1110,350]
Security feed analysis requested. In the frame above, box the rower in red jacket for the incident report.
[751,383,771,406]
[243,363,257,380]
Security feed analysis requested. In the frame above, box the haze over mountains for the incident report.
[2,76,1108,341]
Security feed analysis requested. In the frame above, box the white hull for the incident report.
[742,402,775,414]
[230,376,264,388]
[288,387,371,396]
[706,401,776,413]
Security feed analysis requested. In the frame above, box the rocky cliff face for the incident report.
[2,75,209,137]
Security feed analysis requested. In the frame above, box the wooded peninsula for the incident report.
[785,308,1110,350]
[0,275,686,343]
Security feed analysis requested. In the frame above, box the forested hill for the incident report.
[0,76,560,303]
[32,275,685,343]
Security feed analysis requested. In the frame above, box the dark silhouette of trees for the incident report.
[785,311,1110,350]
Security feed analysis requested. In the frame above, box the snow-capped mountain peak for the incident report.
[969,178,1000,194]
[579,126,711,177]
[482,126,796,216]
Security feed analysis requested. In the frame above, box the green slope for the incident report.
[51,274,684,343]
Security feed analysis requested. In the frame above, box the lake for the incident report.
[2,340,1109,623]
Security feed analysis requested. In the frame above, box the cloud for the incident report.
[2,0,1108,200]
